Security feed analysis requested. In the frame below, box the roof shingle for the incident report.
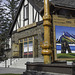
[52,0,75,8]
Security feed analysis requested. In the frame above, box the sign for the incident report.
[12,43,19,57]
[53,15,75,60]
[53,15,75,27]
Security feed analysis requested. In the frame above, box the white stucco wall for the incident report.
[13,0,43,31]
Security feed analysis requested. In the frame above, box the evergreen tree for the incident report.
[0,0,9,41]
[0,0,6,55]
[0,0,20,56]
[4,0,20,23]
[3,0,20,43]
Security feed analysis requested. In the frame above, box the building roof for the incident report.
[29,0,43,11]
[52,0,75,9]
[40,0,75,14]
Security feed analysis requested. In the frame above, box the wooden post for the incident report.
[41,0,52,64]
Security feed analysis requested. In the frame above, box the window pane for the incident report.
[24,42,27,58]
[29,37,32,40]
[20,39,23,42]
[24,38,27,41]
[29,41,33,57]
[26,5,28,19]
[24,5,28,19]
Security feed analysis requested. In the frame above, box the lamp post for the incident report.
[41,0,52,64]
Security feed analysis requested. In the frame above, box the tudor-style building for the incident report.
[9,0,44,58]
[9,0,75,60]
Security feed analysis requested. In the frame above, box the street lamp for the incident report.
[41,0,52,64]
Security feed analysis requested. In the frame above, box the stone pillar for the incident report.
[41,0,52,64]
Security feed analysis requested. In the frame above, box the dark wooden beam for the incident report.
[19,13,21,27]
[28,0,29,25]
[38,12,39,22]
[23,3,25,26]
[33,6,34,22]
[16,22,17,30]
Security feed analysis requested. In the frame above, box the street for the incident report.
[0,67,25,74]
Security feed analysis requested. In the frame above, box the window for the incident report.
[20,39,23,43]
[23,4,29,26]
[24,4,28,20]
[24,42,28,58]
[29,37,32,40]
[28,41,33,57]
[24,38,27,41]
[19,37,34,58]
[24,37,33,58]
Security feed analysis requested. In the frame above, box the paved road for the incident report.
[0,67,25,74]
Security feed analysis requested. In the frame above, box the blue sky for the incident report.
[55,25,75,40]
[2,0,7,5]
[2,0,6,3]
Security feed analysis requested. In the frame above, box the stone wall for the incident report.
[11,23,44,57]
[23,70,70,75]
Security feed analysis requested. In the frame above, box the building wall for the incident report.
[12,23,44,57]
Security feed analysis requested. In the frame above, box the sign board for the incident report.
[12,43,19,57]
[53,15,75,60]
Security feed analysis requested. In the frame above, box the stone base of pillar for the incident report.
[22,62,75,75]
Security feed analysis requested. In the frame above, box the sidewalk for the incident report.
[0,67,25,74]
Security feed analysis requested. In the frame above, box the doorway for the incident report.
[19,43,23,58]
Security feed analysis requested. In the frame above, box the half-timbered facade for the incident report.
[13,0,42,32]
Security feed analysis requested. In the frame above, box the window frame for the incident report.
[19,37,34,58]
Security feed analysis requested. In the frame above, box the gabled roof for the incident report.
[9,0,43,36]
[52,0,75,9]
[29,0,43,12]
